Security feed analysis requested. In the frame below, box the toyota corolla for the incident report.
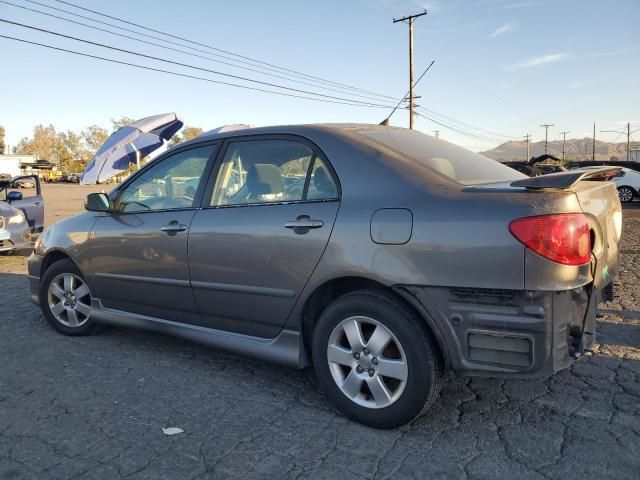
[28,124,621,428]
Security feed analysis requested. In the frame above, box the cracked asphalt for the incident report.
[0,187,639,479]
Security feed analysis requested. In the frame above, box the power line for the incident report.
[424,107,519,140]
[0,0,396,103]
[418,106,519,140]
[12,0,519,143]
[6,2,521,143]
[415,110,505,144]
[0,34,397,109]
[416,107,511,143]
[559,131,569,161]
[381,60,434,125]
[48,0,396,100]
[19,0,392,99]
[0,18,397,108]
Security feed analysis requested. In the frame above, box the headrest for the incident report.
[313,166,335,194]
[247,163,284,195]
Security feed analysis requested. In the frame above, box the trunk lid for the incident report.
[464,168,622,290]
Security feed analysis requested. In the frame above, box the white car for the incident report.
[612,168,640,202]
[577,166,640,203]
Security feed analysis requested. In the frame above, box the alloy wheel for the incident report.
[47,273,92,328]
[618,187,634,203]
[327,316,408,409]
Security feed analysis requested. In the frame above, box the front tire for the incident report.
[311,290,443,429]
[617,186,635,203]
[40,258,98,336]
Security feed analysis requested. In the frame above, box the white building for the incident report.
[0,154,37,177]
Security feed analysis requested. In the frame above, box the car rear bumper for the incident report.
[27,252,43,306]
[395,284,601,378]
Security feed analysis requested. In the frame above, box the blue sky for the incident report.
[1,0,639,152]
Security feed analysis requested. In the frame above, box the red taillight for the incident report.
[509,213,591,266]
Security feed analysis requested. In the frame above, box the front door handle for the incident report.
[284,215,323,233]
[160,221,187,236]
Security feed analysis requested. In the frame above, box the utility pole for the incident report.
[540,124,554,154]
[560,131,569,162]
[600,122,640,161]
[628,122,630,161]
[433,130,440,139]
[394,10,427,129]
[524,134,531,161]
[592,122,596,161]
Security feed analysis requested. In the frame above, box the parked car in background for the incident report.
[578,166,640,203]
[29,124,621,428]
[502,161,542,177]
[58,173,80,184]
[566,160,640,173]
[537,164,568,175]
[0,175,45,254]
[612,168,640,202]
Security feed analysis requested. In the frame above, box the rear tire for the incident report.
[617,186,635,203]
[40,259,99,336]
[311,289,443,429]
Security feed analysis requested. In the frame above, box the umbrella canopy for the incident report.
[80,113,183,184]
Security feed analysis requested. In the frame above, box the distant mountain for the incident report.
[480,138,631,162]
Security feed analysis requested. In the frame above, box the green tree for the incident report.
[59,130,91,172]
[0,126,5,154]
[167,126,204,148]
[14,124,60,162]
[110,116,135,132]
[83,125,109,153]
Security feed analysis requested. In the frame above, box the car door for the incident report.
[89,144,217,323]
[5,175,44,233]
[188,136,341,338]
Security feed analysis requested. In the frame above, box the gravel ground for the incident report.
[0,187,638,480]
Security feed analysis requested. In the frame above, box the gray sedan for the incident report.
[28,124,621,428]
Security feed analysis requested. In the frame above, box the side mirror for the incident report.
[85,192,111,212]
[6,191,23,202]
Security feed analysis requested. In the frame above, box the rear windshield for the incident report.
[354,127,525,185]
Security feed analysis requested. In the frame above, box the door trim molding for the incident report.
[95,272,191,288]
[95,272,296,298]
[190,280,296,298]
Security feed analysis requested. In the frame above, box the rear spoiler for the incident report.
[510,167,621,190]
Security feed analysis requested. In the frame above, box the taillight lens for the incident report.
[509,213,591,266]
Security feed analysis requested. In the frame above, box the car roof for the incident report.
[183,123,398,145]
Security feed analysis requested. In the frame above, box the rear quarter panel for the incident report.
[283,133,605,331]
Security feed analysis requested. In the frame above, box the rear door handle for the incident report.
[285,216,323,231]
[160,222,187,236]
[284,220,323,229]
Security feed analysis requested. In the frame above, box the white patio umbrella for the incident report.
[80,113,183,184]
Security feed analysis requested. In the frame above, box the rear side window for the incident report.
[355,128,525,185]
[211,139,338,206]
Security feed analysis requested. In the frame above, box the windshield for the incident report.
[354,127,526,185]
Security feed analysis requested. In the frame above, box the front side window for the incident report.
[211,139,338,206]
[116,145,214,213]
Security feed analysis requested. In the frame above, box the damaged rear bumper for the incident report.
[395,284,602,378]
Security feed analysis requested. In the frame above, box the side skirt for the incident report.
[90,300,307,368]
